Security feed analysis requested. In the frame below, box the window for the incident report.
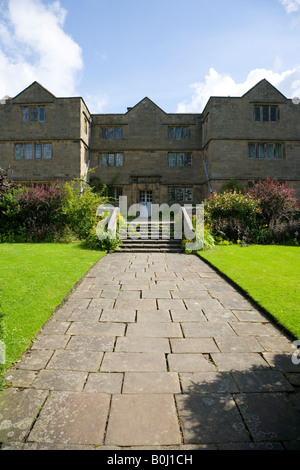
[254,105,278,122]
[168,187,193,202]
[248,142,283,159]
[168,152,192,167]
[100,153,123,166]
[15,143,52,160]
[22,106,45,123]
[108,186,123,200]
[101,127,122,140]
[168,127,190,139]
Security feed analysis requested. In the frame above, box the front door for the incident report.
[139,191,152,217]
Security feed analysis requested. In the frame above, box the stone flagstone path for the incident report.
[0,253,300,450]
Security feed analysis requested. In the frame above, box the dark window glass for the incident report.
[263,106,269,122]
[270,107,277,122]
[254,107,261,122]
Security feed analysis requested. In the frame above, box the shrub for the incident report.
[16,185,67,242]
[249,178,299,243]
[0,167,18,196]
[205,190,261,242]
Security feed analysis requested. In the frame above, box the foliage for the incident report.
[204,190,261,242]
[182,223,215,254]
[62,179,107,240]
[220,178,245,194]
[248,178,299,244]
[0,167,18,196]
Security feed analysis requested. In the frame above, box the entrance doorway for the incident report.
[139,190,152,217]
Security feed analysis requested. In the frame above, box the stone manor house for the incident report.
[0,79,299,213]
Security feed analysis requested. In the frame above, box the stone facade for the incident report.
[0,79,299,207]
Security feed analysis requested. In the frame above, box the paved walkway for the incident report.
[0,253,300,451]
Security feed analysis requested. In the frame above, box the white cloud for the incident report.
[177,67,300,113]
[0,0,83,98]
[280,0,300,13]
[85,92,109,114]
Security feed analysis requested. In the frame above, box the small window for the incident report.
[185,188,193,202]
[23,108,29,122]
[270,107,277,122]
[30,108,38,122]
[39,107,45,122]
[168,127,175,139]
[43,144,52,159]
[185,153,192,166]
[169,187,175,201]
[248,143,256,159]
[116,153,123,167]
[108,154,115,166]
[100,154,107,166]
[274,144,283,159]
[176,188,184,202]
[168,153,176,167]
[25,144,33,160]
[108,128,114,140]
[257,143,265,158]
[101,128,108,140]
[248,142,283,160]
[182,127,189,139]
[263,106,269,122]
[35,144,42,159]
[175,128,182,139]
[115,187,123,199]
[168,187,193,203]
[177,153,184,166]
[16,144,24,160]
[254,107,261,122]
[115,128,122,139]
[254,105,278,122]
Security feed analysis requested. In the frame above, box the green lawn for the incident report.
[0,244,105,370]
[199,245,300,339]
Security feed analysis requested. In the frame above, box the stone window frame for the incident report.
[168,152,192,167]
[254,105,279,122]
[168,186,193,203]
[22,106,46,123]
[15,142,52,160]
[248,142,284,160]
[101,127,122,140]
[99,152,124,167]
[168,127,190,140]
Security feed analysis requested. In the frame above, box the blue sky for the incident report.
[1,0,300,113]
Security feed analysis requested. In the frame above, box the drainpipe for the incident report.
[201,118,213,194]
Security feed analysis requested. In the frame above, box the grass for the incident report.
[0,243,105,372]
[198,245,300,339]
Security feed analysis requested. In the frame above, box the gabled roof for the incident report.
[12,81,56,104]
[126,97,167,115]
[242,79,288,103]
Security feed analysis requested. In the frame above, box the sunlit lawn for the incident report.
[199,245,300,339]
[0,243,105,371]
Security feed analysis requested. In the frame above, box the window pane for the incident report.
[168,127,175,139]
[25,144,33,160]
[177,153,184,166]
[35,144,42,159]
[176,188,184,201]
[30,108,38,122]
[116,153,123,166]
[115,128,121,139]
[23,108,29,122]
[108,154,115,166]
[185,153,192,166]
[39,107,45,122]
[16,144,24,160]
[270,107,277,122]
[274,144,282,159]
[168,188,175,201]
[254,107,261,122]
[248,143,256,159]
[257,144,265,158]
[168,153,176,167]
[182,127,189,139]
[266,144,274,159]
[263,106,269,122]
[108,128,114,140]
[175,128,182,139]
[43,144,52,159]
[100,154,107,166]
[185,188,192,202]
[101,128,108,140]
